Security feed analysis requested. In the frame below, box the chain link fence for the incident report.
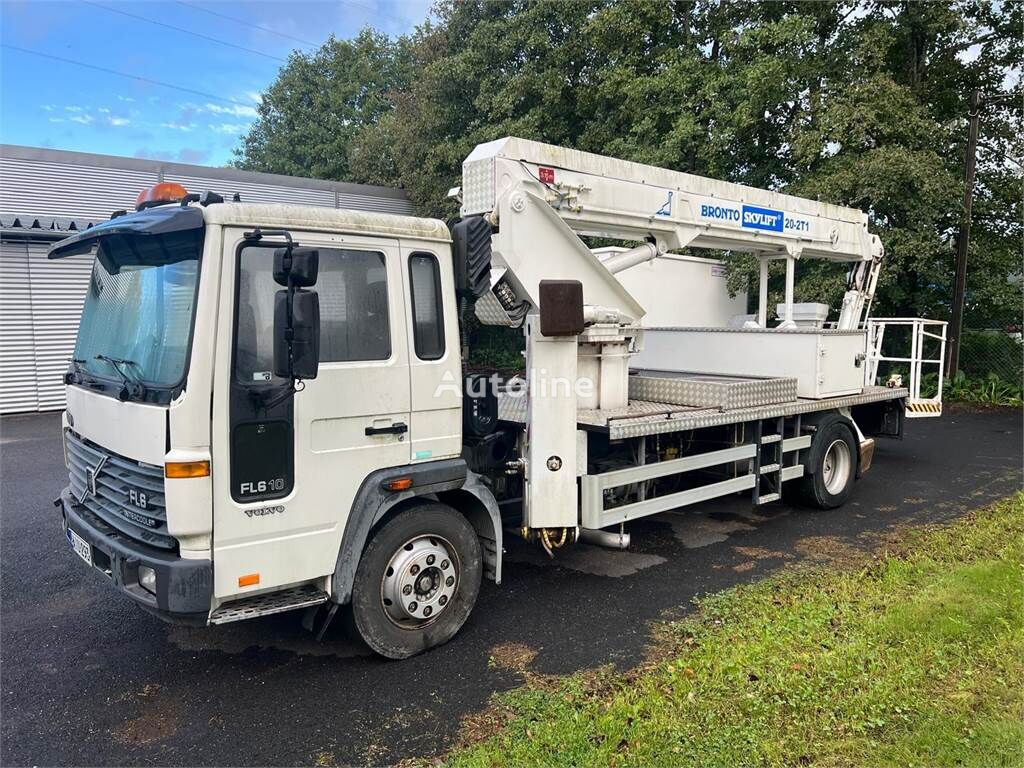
[957,328,1023,383]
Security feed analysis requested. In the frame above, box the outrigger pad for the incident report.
[538,279,584,337]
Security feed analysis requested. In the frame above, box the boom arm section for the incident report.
[461,137,884,328]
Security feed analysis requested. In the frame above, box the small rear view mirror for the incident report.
[274,289,320,380]
[273,246,319,287]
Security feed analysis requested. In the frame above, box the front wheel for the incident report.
[792,419,857,509]
[350,503,482,659]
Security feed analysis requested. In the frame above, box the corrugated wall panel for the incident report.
[27,243,93,410]
[164,173,336,208]
[0,157,158,221]
[336,191,414,215]
[0,240,39,413]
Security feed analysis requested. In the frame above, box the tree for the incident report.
[233,29,413,182]
[238,0,1022,332]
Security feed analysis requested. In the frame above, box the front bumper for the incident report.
[57,488,212,624]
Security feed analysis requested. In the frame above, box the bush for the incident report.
[945,371,1023,407]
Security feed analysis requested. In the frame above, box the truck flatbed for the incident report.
[499,381,907,440]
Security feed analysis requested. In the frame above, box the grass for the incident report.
[444,495,1024,768]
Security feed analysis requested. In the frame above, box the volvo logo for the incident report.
[77,456,108,504]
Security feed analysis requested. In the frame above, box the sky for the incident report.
[0,0,432,167]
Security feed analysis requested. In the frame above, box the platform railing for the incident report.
[865,318,948,417]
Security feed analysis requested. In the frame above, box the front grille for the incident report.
[65,430,176,550]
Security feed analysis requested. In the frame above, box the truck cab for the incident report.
[54,192,502,658]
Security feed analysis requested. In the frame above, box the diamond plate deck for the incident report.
[628,370,797,411]
[498,386,908,440]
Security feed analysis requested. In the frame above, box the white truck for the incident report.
[51,138,945,658]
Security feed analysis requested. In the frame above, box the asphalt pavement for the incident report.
[1,408,1020,766]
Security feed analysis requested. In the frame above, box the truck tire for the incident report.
[792,419,857,510]
[350,502,482,659]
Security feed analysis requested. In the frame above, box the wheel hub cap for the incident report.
[381,535,459,627]
[822,438,852,494]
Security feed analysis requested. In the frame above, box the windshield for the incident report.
[72,228,202,399]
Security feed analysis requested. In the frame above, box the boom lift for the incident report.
[50,140,943,658]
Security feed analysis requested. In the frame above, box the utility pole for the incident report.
[947,89,982,375]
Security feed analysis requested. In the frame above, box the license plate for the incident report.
[68,528,92,566]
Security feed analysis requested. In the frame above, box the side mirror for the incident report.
[274,246,319,287]
[272,244,321,382]
[274,289,320,380]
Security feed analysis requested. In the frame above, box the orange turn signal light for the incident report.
[136,182,189,210]
[238,573,260,588]
[384,477,413,491]
[164,460,210,479]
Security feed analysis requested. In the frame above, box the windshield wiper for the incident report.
[94,355,147,401]
[66,358,104,389]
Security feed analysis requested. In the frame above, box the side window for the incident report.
[408,253,445,360]
[318,249,391,362]
[235,245,279,384]
[234,246,391,385]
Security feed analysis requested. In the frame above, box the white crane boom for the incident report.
[461,137,883,329]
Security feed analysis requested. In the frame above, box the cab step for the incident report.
[756,492,781,505]
[209,584,329,625]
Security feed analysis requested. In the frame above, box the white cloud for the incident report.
[98,107,111,113]
[65,105,83,112]
[210,122,246,134]
[117,95,135,103]
[41,104,56,111]
[108,116,130,126]
[244,91,262,104]
[161,121,196,132]
[70,114,94,125]
[204,102,258,118]
[48,117,65,123]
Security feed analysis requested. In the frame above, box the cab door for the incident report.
[212,231,411,599]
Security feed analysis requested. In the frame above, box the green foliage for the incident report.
[233,29,413,182]
[442,494,1024,768]
[959,329,1024,382]
[946,370,1023,407]
[234,1,1022,329]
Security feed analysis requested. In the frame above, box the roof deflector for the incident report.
[47,205,203,259]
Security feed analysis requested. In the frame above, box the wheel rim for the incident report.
[380,534,460,629]
[822,438,852,494]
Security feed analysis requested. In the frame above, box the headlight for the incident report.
[138,565,157,594]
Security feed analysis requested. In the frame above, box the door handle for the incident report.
[365,422,408,436]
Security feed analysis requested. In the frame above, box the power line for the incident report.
[81,0,287,64]
[173,1,320,48]
[1,44,260,110]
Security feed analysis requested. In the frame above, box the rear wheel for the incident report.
[792,419,857,509]
[350,503,482,659]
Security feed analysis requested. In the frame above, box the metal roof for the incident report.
[0,144,415,240]
[1,144,409,200]
[0,212,105,239]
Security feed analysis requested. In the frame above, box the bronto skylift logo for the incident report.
[700,201,786,233]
